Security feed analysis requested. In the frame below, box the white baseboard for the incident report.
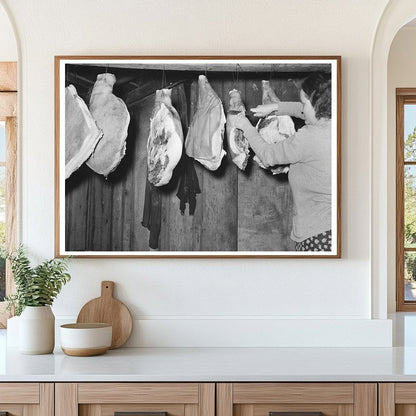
[55,317,392,348]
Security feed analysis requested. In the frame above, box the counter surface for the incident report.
[2,345,416,382]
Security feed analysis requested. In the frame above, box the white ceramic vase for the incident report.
[19,306,55,354]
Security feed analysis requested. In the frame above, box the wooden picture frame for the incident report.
[55,56,341,258]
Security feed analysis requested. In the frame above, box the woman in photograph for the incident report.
[235,73,332,252]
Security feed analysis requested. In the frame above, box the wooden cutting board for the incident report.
[76,281,133,349]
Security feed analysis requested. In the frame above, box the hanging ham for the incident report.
[185,75,226,171]
[147,88,183,187]
[86,73,130,178]
[65,84,102,180]
[226,89,249,170]
[254,80,295,175]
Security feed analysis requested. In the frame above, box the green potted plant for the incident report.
[4,246,71,354]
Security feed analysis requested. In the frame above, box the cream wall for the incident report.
[0,0,394,346]
[0,3,16,61]
[387,26,416,312]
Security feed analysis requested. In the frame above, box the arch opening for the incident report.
[371,1,416,320]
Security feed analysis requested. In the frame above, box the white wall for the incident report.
[0,3,16,61]
[0,0,393,346]
[387,26,416,312]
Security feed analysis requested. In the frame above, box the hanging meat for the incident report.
[86,73,130,178]
[147,88,183,187]
[65,85,102,180]
[185,75,226,171]
[226,89,249,170]
[254,80,295,175]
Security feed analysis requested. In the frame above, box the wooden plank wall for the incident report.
[65,71,303,252]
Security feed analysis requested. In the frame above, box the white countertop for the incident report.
[2,313,416,382]
[2,345,416,382]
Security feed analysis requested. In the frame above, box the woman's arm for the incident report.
[251,102,304,119]
[235,117,303,166]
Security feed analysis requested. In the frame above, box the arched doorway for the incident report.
[371,1,416,319]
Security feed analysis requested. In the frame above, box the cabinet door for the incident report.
[0,383,53,416]
[217,383,377,416]
[379,383,416,416]
[55,383,215,416]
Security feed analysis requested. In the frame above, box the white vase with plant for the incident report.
[4,246,71,354]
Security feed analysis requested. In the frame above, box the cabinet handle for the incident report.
[115,412,167,416]
[270,413,323,416]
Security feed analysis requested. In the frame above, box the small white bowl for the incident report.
[60,323,112,356]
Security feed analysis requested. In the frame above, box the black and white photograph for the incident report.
[55,57,341,257]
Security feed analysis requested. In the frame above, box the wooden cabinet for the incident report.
[55,383,215,416]
[0,380,411,416]
[217,383,377,416]
[0,383,53,415]
[379,383,416,416]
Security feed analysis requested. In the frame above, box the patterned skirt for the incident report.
[295,230,332,252]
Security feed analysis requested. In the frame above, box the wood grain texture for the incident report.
[235,404,253,416]
[395,383,416,403]
[253,404,339,416]
[55,383,78,416]
[337,404,354,416]
[77,281,133,349]
[79,404,101,416]
[233,383,353,404]
[237,77,295,251]
[397,93,406,311]
[0,62,17,92]
[199,384,215,416]
[78,383,199,404]
[38,383,54,416]
[396,89,416,311]
[185,403,199,416]
[397,405,416,416]
[0,405,24,416]
[54,56,61,257]
[0,383,39,403]
[23,404,38,416]
[97,403,184,416]
[379,383,395,416]
[353,383,377,416]
[216,384,233,416]
[0,92,16,121]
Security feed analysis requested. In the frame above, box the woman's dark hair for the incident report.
[301,73,331,119]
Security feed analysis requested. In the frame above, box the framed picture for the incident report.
[55,56,341,258]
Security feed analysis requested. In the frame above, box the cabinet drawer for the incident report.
[56,383,215,416]
[217,383,376,416]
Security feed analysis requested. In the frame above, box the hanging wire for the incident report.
[236,64,240,84]
[161,66,166,88]
[269,64,273,82]
[232,64,236,86]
